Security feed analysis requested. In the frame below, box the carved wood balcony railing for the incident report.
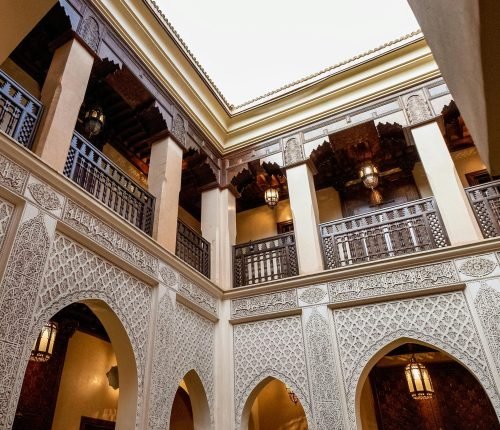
[176,219,211,278]
[233,232,299,288]
[0,70,42,149]
[64,132,155,235]
[466,180,500,238]
[320,197,449,269]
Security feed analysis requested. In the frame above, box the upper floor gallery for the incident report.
[1,0,499,291]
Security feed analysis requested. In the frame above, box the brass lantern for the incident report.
[359,161,380,190]
[30,321,58,362]
[83,105,105,137]
[405,355,434,400]
[264,187,279,208]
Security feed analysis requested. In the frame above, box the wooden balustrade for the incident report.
[320,197,449,269]
[0,70,42,149]
[466,180,500,238]
[64,132,155,235]
[176,219,211,277]
[233,232,299,288]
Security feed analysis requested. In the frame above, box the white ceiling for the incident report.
[156,0,419,106]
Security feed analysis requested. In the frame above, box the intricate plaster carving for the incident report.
[172,114,186,144]
[79,16,100,51]
[0,212,52,429]
[160,264,179,288]
[27,182,62,211]
[304,310,344,430]
[0,153,28,194]
[149,293,215,429]
[333,292,500,428]
[405,94,432,124]
[233,316,312,427]
[179,275,218,317]
[0,198,14,252]
[459,257,497,278]
[33,233,153,428]
[328,261,459,303]
[62,200,158,276]
[474,284,500,374]
[299,286,327,305]
[284,137,304,166]
[231,289,297,319]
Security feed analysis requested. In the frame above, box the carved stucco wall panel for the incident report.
[333,292,500,429]
[233,316,313,428]
[303,307,345,430]
[24,175,64,218]
[231,289,298,319]
[470,278,500,376]
[0,206,57,429]
[0,197,14,253]
[148,287,216,430]
[328,261,459,304]
[455,254,500,281]
[29,233,152,428]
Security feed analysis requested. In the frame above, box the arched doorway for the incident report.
[170,370,211,430]
[13,300,137,430]
[241,377,308,430]
[358,341,500,430]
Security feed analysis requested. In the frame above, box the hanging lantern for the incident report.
[405,355,434,400]
[286,385,299,405]
[83,105,105,137]
[264,187,279,208]
[359,161,380,190]
[30,321,58,362]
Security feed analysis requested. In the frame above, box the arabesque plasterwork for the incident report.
[62,200,158,276]
[333,292,500,428]
[148,291,215,429]
[328,261,459,303]
[233,316,313,428]
[474,282,500,375]
[231,289,297,319]
[304,309,344,430]
[179,275,218,317]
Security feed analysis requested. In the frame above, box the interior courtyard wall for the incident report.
[51,330,119,430]
[0,149,219,430]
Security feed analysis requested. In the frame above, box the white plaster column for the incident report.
[213,299,235,430]
[285,161,324,274]
[148,135,183,253]
[201,187,236,290]
[33,38,94,173]
[410,120,483,245]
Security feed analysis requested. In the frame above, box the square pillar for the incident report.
[286,160,324,274]
[410,120,483,245]
[33,38,94,173]
[148,135,183,253]
[201,187,236,290]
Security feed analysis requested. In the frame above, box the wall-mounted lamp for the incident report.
[30,321,58,362]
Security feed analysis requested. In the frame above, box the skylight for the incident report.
[156,0,420,106]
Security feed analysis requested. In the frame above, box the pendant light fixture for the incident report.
[264,187,279,209]
[83,105,105,137]
[30,321,58,362]
[405,354,434,400]
[359,161,380,190]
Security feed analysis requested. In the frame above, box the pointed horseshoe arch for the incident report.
[354,336,500,429]
[18,297,140,430]
[238,371,312,430]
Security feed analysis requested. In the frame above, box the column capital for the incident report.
[283,157,318,175]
